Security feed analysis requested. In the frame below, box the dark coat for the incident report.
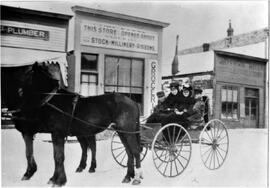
[177,91,195,112]
[162,92,181,110]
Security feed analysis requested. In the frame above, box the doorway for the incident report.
[244,88,259,128]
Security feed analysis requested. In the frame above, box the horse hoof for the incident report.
[76,167,83,173]
[21,176,30,181]
[88,169,95,173]
[132,179,141,185]
[52,183,62,187]
[47,180,54,185]
[122,177,131,183]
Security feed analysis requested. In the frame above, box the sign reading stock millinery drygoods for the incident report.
[80,20,158,54]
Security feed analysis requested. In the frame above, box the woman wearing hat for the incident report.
[176,87,205,130]
[162,82,181,110]
[176,84,195,114]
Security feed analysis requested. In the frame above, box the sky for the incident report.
[1,0,268,75]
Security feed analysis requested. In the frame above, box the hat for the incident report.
[182,85,192,91]
[169,82,179,89]
[156,91,165,98]
[194,88,203,94]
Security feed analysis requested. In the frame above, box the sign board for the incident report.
[80,20,158,54]
[1,25,49,40]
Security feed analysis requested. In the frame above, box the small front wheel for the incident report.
[111,132,148,167]
[151,123,192,177]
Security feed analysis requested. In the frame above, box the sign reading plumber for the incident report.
[80,20,158,54]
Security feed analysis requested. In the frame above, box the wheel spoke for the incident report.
[216,146,225,161]
[115,148,126,158]
[205,129,213,142]
[163,155,170,175]
[120,152,127,164]
[208,150,214,169]
[166,127,172,144]
[215,149,221,167]
[170,157,173,176]
[204,147,213,165]
[218,146,227,157]
[173,158,179,175]
[112,146,125,151]
[172,126,176,144]
[162,133,170,145]
[175,128,182,143]
[217,134,228,143]
[112,140,122,144]
[202,146,212,157]
[176,156,184,169]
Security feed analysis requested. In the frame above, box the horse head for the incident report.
[20,62,62,110]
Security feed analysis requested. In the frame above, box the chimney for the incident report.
[171,35,179,76]
[202,43,210,52]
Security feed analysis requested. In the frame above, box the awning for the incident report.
[1,47,68,86]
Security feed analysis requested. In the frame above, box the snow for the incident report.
[175,51,215,76]
[1,128,268,187]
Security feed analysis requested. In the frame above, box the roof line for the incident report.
[71,5,170,28]
[214,50,268,62]
[162,71,214,79]
[1,5,73,20]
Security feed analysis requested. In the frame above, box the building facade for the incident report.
[70,6,169,116]
[163,50,267,128]
[1,5,72,67]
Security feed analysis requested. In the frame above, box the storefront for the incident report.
[70,6,169,116]
[1,5,72,67]
[162,50,267,128]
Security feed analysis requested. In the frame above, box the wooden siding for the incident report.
[1,20,66,52]
[215,54,266,86]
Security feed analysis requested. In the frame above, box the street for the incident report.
[1,128,268,187]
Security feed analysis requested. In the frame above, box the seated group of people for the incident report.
[147,82,206,130]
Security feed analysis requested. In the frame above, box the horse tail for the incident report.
[135,103,142,152]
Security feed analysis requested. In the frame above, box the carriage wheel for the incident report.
[151,123,192,177]
[111,131,148,167]
[199,119,229,170]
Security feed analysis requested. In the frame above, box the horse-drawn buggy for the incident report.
[111,85,229,177]
[2,57,229,186]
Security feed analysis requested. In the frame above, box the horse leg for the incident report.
[21,133,37,180]
[76,136,88,172]
[48,134,67,186]
[88,135,97,173]
[118,134,135,183]
[127,134,143,185]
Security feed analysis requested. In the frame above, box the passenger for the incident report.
[162,82,181,110]
[177,84,195,113]
[153,91,166,113]
[185,88,205,130]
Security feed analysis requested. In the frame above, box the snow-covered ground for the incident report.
[1,128,268,187]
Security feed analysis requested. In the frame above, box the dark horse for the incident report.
[1,62,142,186]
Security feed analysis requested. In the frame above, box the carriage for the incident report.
[111,94,229,177]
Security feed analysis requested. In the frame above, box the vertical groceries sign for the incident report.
[80,20,158,54]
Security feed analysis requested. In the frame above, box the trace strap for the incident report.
[45,102,141,134]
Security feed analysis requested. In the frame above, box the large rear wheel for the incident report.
[199,119,229,170]
[151,123,192,177]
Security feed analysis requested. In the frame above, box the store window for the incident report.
[80,53,98,96]
[221,85,238,120]
[104,56,144,114]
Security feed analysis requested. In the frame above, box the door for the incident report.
[244,88,259,128]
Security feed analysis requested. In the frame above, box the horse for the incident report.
[1,62,96,174]
[2,62,142,186]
